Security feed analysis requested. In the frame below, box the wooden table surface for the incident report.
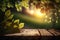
[4,29,60,36]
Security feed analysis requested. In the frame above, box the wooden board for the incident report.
[4,29,60,36]
[5,29,40,36]
[38,29,53,36]
[48,29,60,36]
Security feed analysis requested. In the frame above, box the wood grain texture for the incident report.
[4,29,60,36]
[39,29,53,36]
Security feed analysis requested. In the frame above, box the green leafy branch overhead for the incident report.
[0,0,25,29]
[4,10,24,29]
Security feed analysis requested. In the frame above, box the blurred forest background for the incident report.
[0,0,60,35]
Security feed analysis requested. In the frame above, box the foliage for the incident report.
[5,10,11,17]
[0,0,26,34]
[15,0,29,12]
[0,10,24,34]
[19,23,24,28]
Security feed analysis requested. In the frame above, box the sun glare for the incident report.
[30,10,34,15]
[34,9,45,18]
[25,8,52,23]
[26,8,47,18]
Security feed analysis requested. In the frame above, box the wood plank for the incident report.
[39,29,53,36]
[48,29,60,36]
[5,29,40,36]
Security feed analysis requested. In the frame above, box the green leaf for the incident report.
[8,14,14,19]
[14,19,19,24]
[18,23,24,28]
[12,19,14,22]
[5,21,12,27]
[1,6,6,12]
[7,3,13,8]
[16,8,20,12]
[13,25,18,28]
[5,10,11,17]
